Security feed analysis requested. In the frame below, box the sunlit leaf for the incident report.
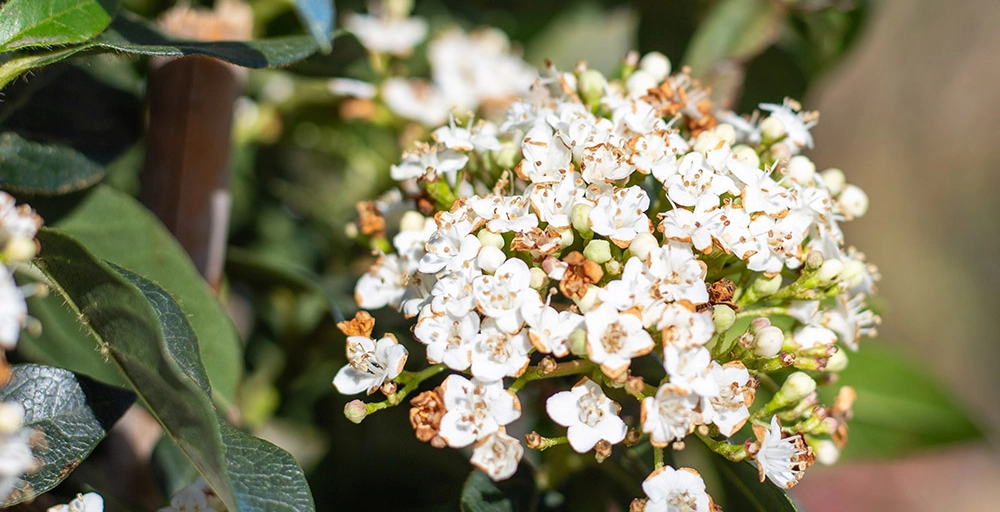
[0,0,119,51]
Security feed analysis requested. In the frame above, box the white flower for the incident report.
[433,116,501,153]
[588,186,651,248]
[658,195,724,254]
[344,12,427,56]
[662,345,717,397]
[0,402,37,501]
[472,258,539,333]
[579,141,634,184]
[759,99,817,152]
[0,191,41,249]
[414,308,479,371]
[663,152,736,206]
[469,194,538,234]
[470,318,533,381]
[48,492,105,512]
[429,262,481,317]
[154,477,224,512]
[641,466,712,512]
[750,416,815,489]
[706,361,754,437]
[647,242,709,305]
[526,172,586,228]
[640,383,701,447]
[656,301,715,351]
[470,431,524,481]
[391,142,470,185]
[599,256,657,323]
[821,293,879,351]
[524,305,583,357]
[584,303,654,378]
[382,78,450,127]
[333,334,408,395]
[419,221,480,275]
[438,375,521,448]
[545,378,626,453]
[516,123,573,184]
[0,270,27,351]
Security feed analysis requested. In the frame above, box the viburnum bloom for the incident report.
[438,375,521,448]
[470,431,524,481]
[0,270,27,351]
[749,416,816,488]
[640,465,713,512]
[641,383,702,447]
[414,308,479,371]
[588,186,651,248]
[584,303,654,378]
[0,402,37,501]
[469,318,533,381]
[155,478,224,512]
[545,378,627,453]
[343,11,427,57]
[333,334,408,395]
[47,493,105,512]
[706,361,755,437]
[472,257,539,333]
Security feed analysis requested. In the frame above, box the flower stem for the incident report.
[696,432,747,462]
[653,447,664,469]
[508,360,595,393]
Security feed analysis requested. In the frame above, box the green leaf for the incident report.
[49,186,242,403]
[0,364,134,506]
[293,0,335,53]
[0,0,119,52]
[34,230,315,512]
[683,0,785,76]
[0,132,105,195]
[711,454,800,512]
[93,14,320,68]
[0,46,85,90]
[460,464,538,512]
[822,343,985,458]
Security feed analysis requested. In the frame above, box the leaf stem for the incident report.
[508,359,595,393]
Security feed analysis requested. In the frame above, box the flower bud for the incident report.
[712,305,736,333]
[569,328,588,357]
[813,439,841,465]
[555,227,575,248]
[495,140,521,170]
[578,69,608,106]
[0,402,24,435]
[529,267,549,290]
[820,168,846,194]
[571,203,594,234]
[804,250,824,271]
[477,245,507,273]
[839,258,866,289]
[584,239,612,264]
[751,274,782,298]
[399,211,427,232]
[477,228,505,249]
[714,124,736,146]
[786,155,816,184]
[4,236,37,263]
[605,259,622,276]
[574,284,601,313]
[760,115,786,142]
[732,144,759,170]
[693,131,722,155]
[838,184,869,219]
[816,258,844,284]
[825,348,848,372]
[776,372,817,405]
[628,232,659,262]
[626,69,658,96]
[639,51,671,81]
[769,141,792,162]
[753,325,785,358]
[344,399,369,424]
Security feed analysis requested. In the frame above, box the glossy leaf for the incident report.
[92,14,320,68]
[0,132,104,195]
[0,0,118,52]
[683,0,785,76]
[0,364,134,506]
[34,230,315,512]
[823,343,985,458]
[460,464,538,512]
[293,0,335,53]
[711,454,800,512]
[49,186,242,402]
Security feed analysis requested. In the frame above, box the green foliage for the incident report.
[683,0,784,77]
[822,344,985,458]
[710,455,801,512]
[33,230,314,512]
[0,364,133,506]
[0,0,119,51]
[0,132,105,195]
[460,464,539,512]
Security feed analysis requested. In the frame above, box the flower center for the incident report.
[577,388,605,427]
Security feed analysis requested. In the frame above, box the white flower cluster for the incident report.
[157,477,226,512]
[47,492,104,512]
[0,402,39,502]
[339,51,879,503]
[0,190,41,351]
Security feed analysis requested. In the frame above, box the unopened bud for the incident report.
[769,142,792,162]
[555,227,575,248]
[786,155,816,184]
[753,325,785,358]
[628,232,659,262]
[639,51,671,81]
[571,203,594,234]
[399,211,427,232]
[495,140,521,170]
[713,305,736,333]
[344,399,368,424]
[626,69,658,96]
[775,372,817,405]
[816,258,844,284]
[605,259,622,276]
[569,329,588,357]
[820,168,846,194]
[733,144,760,169]
[0,403,24,435]
[804,250,825,271]
[825,348,848,372]
[813,439,841,465]
[760,116,786,142]
[839,259,866,289]
[477,245,507,273]
[574,284,601,313]
[751,274,782,297]
[579,69,608,106]
[4,237,37,262]
[749,317,772,333]
[693,131,722,155]
[714,124,736,146]
[584,239,612,264]
[838,184,869,219]
[477,228,505,248]
[529,267,549,290]
[626,376,645,396]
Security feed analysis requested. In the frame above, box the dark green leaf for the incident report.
[0,364,133,506]
[711,454,800,512]
[34,230,315,511]
[0,0,119,52]
[293,0,335,53]
[822,343,985,458]
[93,14,320,68]
[0,132,104,195]
[683,0,785,76]
[460,464,538,512]
[48,186,242,402]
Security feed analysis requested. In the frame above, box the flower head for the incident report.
[749,415,816,488]
[333,334,408,395]
[546,378,627,453]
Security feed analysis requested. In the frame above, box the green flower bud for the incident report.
[344,399,369,424]
[478,228,505,248]
[733,144,760,169]
[639,51,671,81]
[713,306,736,333]
[787,155,816,184]
[628,232,659,262]
[820,168,846,194]
[495,140,521,170]
[760,116,786,143]
[816,259,844,284]
[775,371,817,405]
[569,328,588,357]
[529,267,549,290]
[555,227,575,248]
[574,284,601,313]
[714,124,736,146]
[825,347,848,372]
[578,69,608,107]
[753,325,785,358]
[584,239,612,264]
[571,203,594,234]
[804,250,825,271]
[399,211,427,232]
[751,274,782,298]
